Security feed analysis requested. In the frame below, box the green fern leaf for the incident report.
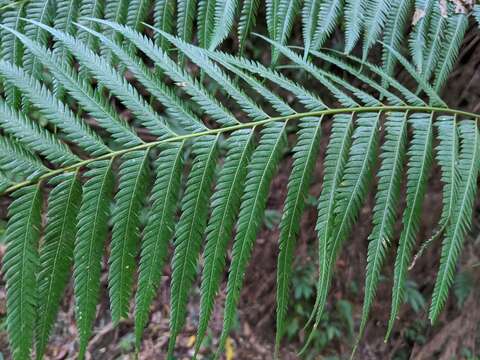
[421,2,448,82]
[74,160,114,360]
[204,49,325,110]
[153,0,175,49]
[176,0,197,63]
[23,0,55,81]
[127,0,153,31]
[0,3,26,108]
[109,150,150,322]
[0,172,12,193]
[3,184,42,360]
[76,23,207,133]
[29,21,175,139]
[0,23,142,147]
[53,0,81,97]
[104,0,130,46]
[275,117,322,355]
[386,113,433,339]
[271,0,301,63]
[409,0,435,71]
[0,60,109,156]
[0,136,48,180]
[216,122,287,357]
[92,20,239,127]
[237,0,261,54]
[195,129,255,354]
[208,0,238,50]
[135,142,185,348]
[0,100,79,166]
[158,31,267,121]
[362,0,391,59]
[301,113,354,351]
[344,0,365,53]
[168,135,220,358]
[301,0,321,57]
[359,112,407,337]
[429,119,480,323]
[311,0,343,52]
[77,0,107,52]
[381,0,412,82]
[198,0,216,48]
[36,173,82,360]
[433,12,468,92]
[436,116,460,230]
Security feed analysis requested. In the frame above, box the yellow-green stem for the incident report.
[3,105,479,195]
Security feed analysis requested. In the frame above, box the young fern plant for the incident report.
[0,18,479,360]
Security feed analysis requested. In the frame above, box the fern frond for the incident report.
[311,0,343,52]
[433,12,468,92]
[275,117,322,355]
[359,111,407,338]
[420,2,447,82]
[362,0,390,59]
[0,24,143,147]
[344,0,365,53]
[127,0,153,31]
[23,0,55,81]
[3,184,42,360]
[0,3,26,108]
[381,0,412,83]
[308,49,403,105]
[0,172,12,193]
[301,0,321,57]
[198,0,216,48]
[135,142,185,348]
[157,30,268,121]
[0,60,109,156]
[28,21,175,139]
[409,0,435,71]
[195,129,255,354]
[176,0,197,63]
[36,173,81,360]
[270,0,301,63]
[93,19,239,127]
[301,113,354,352]
[53,0,82,97]
[436,115,460,231]
[153,0,175,49]
[0,101,79,166]
[77,0,106,52]
[237,0,261,54]
[208,0,238,50]
[204,49,326,110]
[380,42,446,107]
[74,160,114,360]
[109,150,150,322]
[386,113,433,339]
[257,36,356,107]
[76,23,207,133]
[216,122,287,357]
[429,119,479,323]
[0,136,48,180]
[168,135,220,358]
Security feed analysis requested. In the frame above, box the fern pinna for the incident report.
[0,15,479,360]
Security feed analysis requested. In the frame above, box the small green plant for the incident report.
[286,262,354,359]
